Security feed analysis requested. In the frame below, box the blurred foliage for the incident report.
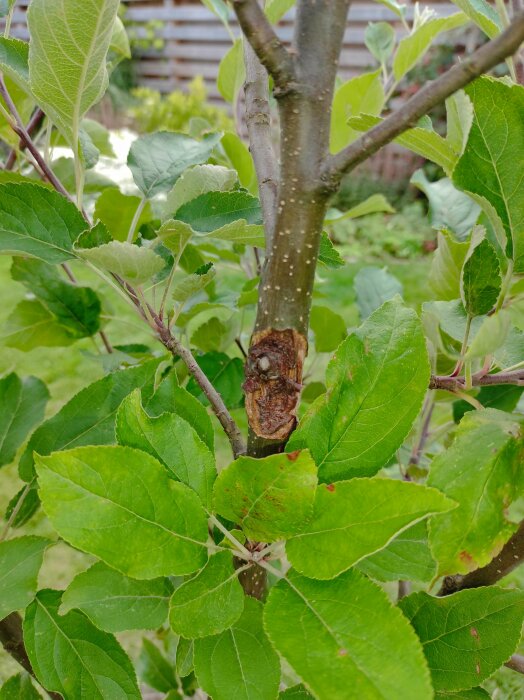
[129,77,233,134]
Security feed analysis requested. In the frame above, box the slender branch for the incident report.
[439,519,524,595]
[0,613,61,700]
[323,12,524,186]
[4,108,45,171]
[506,654,524,674]
[232,0,296,90]
[243,36,279,244]
[429,369,524,391]
[0,75,72,201]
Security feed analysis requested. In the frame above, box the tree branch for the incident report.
[4,108,45,171]
[506,654,524,674]
[429,369,524,391]
[0,613,61,700]
[439,520,524,595]
[232,0,296,90]
[243,37,279,244]
[323,12,524,186]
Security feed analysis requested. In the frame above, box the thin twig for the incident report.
[430,369,524,391]
[323,12,524,186]
[4,108,45,171]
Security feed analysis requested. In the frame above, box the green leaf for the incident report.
[2,299,76,350]
[128,131,221,198]
[109,16,131,64]
[0,373,48,468]
[116,390,216,510]
[214,451,317,542]
[176,191,262,232]
[60,561,173,632]
[286,479,454,579]
[187,352,244,409]
[36,445,209,578]
[24,589,140,699]
[411,170,480,240]
[330,70,384,152]
[137,638,178,693]
[465,309,510,358]
[76,240,165,284]
[94,188,153,242]
[453,384,523,423]
[325,193,395,223]
[265,0,295,22]
[0,536,50,618]
[318,232,345,268]
[221,132,255,190]
[176,637,194,677]
[289,298,430,481]
[400,587,524,691]
[375,0,407,19]
[11,257,101,339]
[200,219,265,247]
[165,164,236,216]
[146,372,214,452]
[265,568,433,700]
[0,673,41,700]
[452,0,502,38]
[428,408,523,576]
[194,597,280,700]
[354,265,403,319]
[279,686,314,699]
[357,521,437,583]
[453,78,524,271]
[28,0,120,148]
[173,263,216,303]
[169,550,244,638]
[0,38,30,94]
[19,359,159,480]
[436,690,490,700]
[218,38,245,104]
[461,231,501,317]
[4,482,40,529]
[393,13,468,81]
[423,299,484,343]
[446,90,473,157]
[156,219,193,257]
[200,0,230,25]
[349,113,458,174]
[310,305,347,352]
[0,0,15,18]
[429,230,470,301]
[0,183,87,263]
[365,22,395,65]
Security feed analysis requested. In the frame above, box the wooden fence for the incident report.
[4,0,471,179]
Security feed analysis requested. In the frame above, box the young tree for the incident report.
[0,0,524,697]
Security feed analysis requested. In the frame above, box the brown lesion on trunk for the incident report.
[243,328,307,441]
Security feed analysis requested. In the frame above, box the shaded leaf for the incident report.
[461,232,501,317]
[187,352,244,409]
[429,230,469,301]
[137,638,178,693]
[94,188,153,242]
[354,265,403,319]
[0,536,50,618]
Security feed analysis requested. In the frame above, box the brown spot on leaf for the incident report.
[459,550,475,567]
[286,450,301,462]
[470,627,479,639]
[244,328,307,440]
[338,648,348,657]
[326,484,335,492]
[476,661,481,675]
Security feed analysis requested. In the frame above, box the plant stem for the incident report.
[408,393,435,467]
[209,515,251,559]
[452,314,472,376]
[495,259,514,312]
[0,480,34,542]
[429,369,524,391]
[4,108,45,171]
[127,196,147,243]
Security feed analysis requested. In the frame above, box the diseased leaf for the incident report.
[264,568,433,700]
[453,78,524,271]
[28,0,119,148]
[176,190,262,232]
[94,188,153,242]
[0,183,87,263]
[310,306,347,352]
[76,240,165,285]
[36,445,209,579]
[169,550,244,638]
[0,373,48,468]
[128,131,221,198]
[286,479,454,579]
[400,587,524,691]
[19,359,159,480]
[0,536,50,618]
[214,451,317,542]
[116,390,216,510]
[289,298,430,481]
[357,521,437,583]
[428,408,523,577]
[60,561,173,633]
[24,589,140,700]
[353,266,403,319]
[194,597,280,700]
